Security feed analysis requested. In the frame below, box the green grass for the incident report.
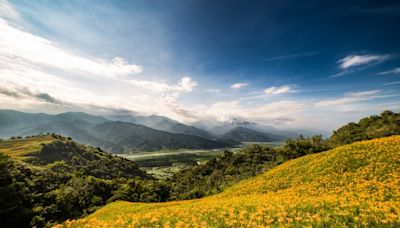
[0,135,55,160]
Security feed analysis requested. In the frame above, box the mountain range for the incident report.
[0,109,315,153]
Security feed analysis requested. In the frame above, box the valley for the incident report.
[118,142,283,179]
[119,148,237,179]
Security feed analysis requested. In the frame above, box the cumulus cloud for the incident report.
[230,83,248,89]
[177,77,197,92]
[338,54,389,69]
[264,85,292,95]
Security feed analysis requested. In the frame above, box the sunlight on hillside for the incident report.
[0,135,55,160]
[58,136,400,227]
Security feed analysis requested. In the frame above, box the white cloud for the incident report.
[382,81,400,86]
[177,77,198,92]
[0,17,201,123]
[338,54,389,69]
[378,67,400,75]
[314,90,380,107]
[230,83,248,89]
[264,85,292,95]
[196,100,304,124]
[0,19,142,78]
[129,77,197,94]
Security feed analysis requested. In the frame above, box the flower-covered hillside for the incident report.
[60,136,400,227]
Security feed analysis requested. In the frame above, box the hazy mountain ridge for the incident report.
[0,109,322,152]
[0,110,236,153]
[93,121,232,152]
[217,126,285,142]
[106,114,213,139]
[204,119,312,139]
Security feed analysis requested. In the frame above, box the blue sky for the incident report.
[0,0,399,131]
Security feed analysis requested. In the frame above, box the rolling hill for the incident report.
[0,135,148,179]
[0,134,166,227]
[62,136,400,227]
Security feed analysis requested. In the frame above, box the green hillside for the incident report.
[0,135,148,179]
[62,136,400,227]
[0,135,171,227]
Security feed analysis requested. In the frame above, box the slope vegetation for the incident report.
[63,136,400,227]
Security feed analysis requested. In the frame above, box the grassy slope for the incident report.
[0,135,54,160]
[61,136,400,227]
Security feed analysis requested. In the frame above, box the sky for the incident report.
[0,0,399,131]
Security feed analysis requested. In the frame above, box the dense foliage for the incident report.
[330,110,400,146]
[0,136,170,228]
[169,134,329,200]
[62,136,400,227]
[282,134,330,159]
[34,137,149,179]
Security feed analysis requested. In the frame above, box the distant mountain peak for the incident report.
[226,118,256,125]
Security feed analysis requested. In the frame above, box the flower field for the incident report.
[57,136,400,227]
